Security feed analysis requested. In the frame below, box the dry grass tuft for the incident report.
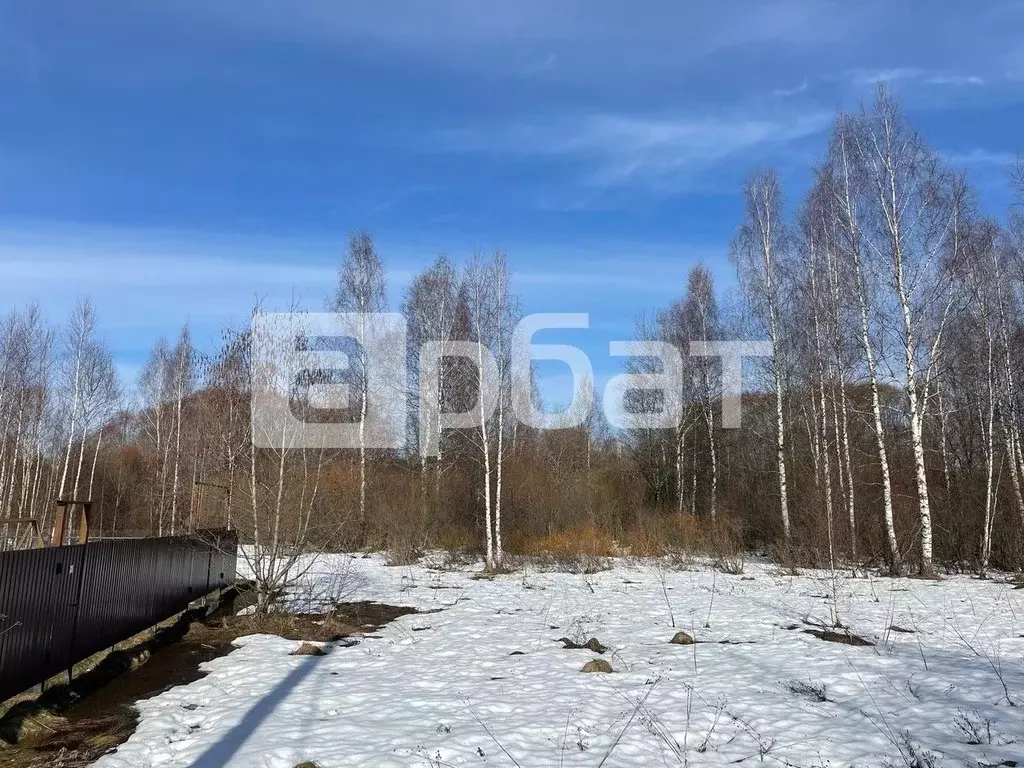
[528,526,615,559]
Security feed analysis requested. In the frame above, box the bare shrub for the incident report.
[786,680,828,702]
[953,709,994,745]
[507,525,613,573]
[703,517,746,574]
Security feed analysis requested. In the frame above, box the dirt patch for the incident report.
[0,601,418,768]
[556,637,608,653]
[802,628,874,647]
[199,601,416,645]
[0,610,218,768]
[0,712,138,768]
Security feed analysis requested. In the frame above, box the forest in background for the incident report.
[2,87,1024,584]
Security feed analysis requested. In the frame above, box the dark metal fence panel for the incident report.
[0,532,236,703]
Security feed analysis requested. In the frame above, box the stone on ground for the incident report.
[290,643,326,656]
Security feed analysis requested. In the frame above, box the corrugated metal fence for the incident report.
[0,532,236,703]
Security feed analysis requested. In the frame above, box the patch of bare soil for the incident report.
[0,712,138,768]
[556,637,608,653]
[0,601,417,768]
[802,628,874,647]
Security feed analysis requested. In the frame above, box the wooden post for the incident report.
[51,499,93,546]
[51,500,69,546]
[77,502,92,544]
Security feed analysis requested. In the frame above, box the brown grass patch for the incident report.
[205,601,417,643]
[436,525,478,552]
[526,526,614,558]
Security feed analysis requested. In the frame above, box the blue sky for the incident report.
[1,2,1023,404]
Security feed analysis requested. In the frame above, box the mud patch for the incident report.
[556,637,608,653]
[802,628,874,647]
[0,601,418,767]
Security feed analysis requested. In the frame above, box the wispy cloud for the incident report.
[944,148,1018,167]
[772,79,810,98]
[438,110,830,196]
[513,244,726,293]
[0,223,350,336]
[924,74,986,87]
[0,221,729,324]
[0,253,336,290]
[850,67,926,85]
[848,67,989,88]
[0,219,733,398]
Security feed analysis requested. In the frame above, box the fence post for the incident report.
[66,544,89,685]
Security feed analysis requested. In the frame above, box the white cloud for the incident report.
[924,74,986,87]
[581,113,828,187]
[0,225,348,344]
[847,68,990,89]
[0,253,336,290]
[0,220,736,399]
[438,110,829,195]
[945,148,1018,167]
[0,222,730,327]
[772,79,810,98]
[850,67,926,85]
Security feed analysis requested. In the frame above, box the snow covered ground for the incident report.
[95,554,1024,767]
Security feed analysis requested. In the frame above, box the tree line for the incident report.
[1,86,1022,578]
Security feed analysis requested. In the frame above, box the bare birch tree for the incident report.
[169,325,196,533]
[825,114,901,570]
[57,299,98,502]
[463,251,517,568]
[733,168,792,540]
[403,255,459,516]
[852,86,963,575]
[683,265,721,520]
[329,229,387,542]
[139,337,172,534]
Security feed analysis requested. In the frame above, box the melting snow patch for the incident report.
[95,555,1024,767]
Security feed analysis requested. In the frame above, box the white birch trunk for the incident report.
[88,427,103,501]
[835,132,899,568]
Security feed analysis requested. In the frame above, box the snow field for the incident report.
[95,554,1024,767]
